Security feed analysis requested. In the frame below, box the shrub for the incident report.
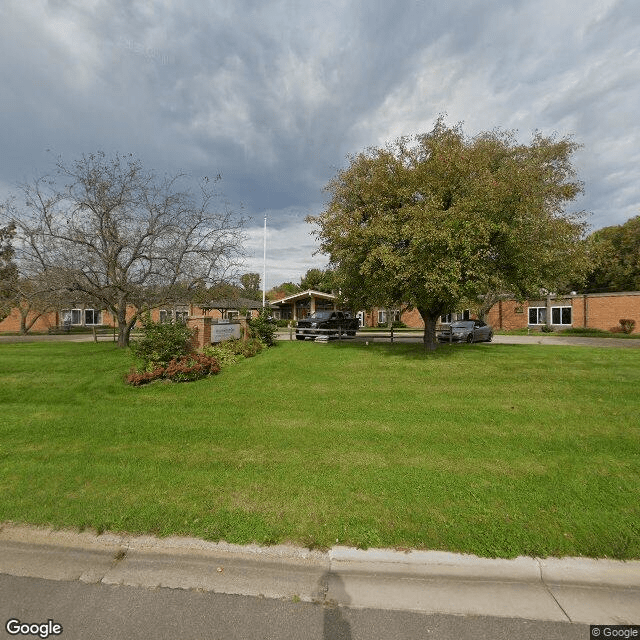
[126,353,220,386]
[130,319,193,368]
[248,309,278,346]
[221,337,264,357]
[541,324,554,333]
[202,342,246,367]
[620,318,636,334]
[560,327,611,337]
[202,337,265,367]
[376,321,407,329]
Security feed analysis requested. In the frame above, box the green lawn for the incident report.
[0,340,638,559]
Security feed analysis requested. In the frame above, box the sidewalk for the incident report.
[1,524,638,625]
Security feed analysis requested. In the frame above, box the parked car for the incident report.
[437,319,493,343]
[295,310,359,340]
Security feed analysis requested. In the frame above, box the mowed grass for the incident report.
[0,340,638,559]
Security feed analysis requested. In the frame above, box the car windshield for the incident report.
[307,311,333,320]
[450,321,474,329]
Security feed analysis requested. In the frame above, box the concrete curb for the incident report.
[1,524,638,624]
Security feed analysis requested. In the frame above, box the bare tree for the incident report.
[10,275,65,334]
[3,153,245,346]
[0,222,18,321]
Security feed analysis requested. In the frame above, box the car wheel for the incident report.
[466,333,474,344]
[486,332,493,342]
[295,335,305,341]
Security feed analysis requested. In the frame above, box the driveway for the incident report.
[491,334,640,348]
[2,331,639,348]
[277,330,640,348]
[0,333,119,343]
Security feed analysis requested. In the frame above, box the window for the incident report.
[61,310,76,325]
[84,309,101,325]
[528,306,572,325]
[551,306,572,325]
[440,310,470,323]
[159,310,169,323]
[175,311,188,323]
[378,309,400,324]
[61,309,100,325]
[528,307,547,325]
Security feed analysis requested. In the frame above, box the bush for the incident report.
[130,319,193,368]
[541,324,554,333]
[126,353,220,386]
[248,309,278,346]
[620,318,636,334]
[202,343,245,367]
[376,321,407,329]
[202,337,265,366]
[560,327,611,337]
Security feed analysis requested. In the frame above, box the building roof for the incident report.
[269,290,336,306]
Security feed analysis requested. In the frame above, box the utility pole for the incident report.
[262,215,267,308]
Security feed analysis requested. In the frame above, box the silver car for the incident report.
[437,320,493,343]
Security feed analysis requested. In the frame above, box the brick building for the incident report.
[0,298,263,334]
[387,291,640,334]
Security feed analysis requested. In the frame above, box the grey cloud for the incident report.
[1,0,639,286]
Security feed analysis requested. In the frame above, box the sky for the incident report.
[1,0,639,291]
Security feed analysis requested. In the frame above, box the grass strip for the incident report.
[0,340,638,558]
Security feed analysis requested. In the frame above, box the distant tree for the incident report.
[473,288,513,322]
[309,118,588,349]
[267,282,300,300]
[0,222,17,321]
[583,215,640,292]
[10,275,63,334]
[3,152,244,346]
[299,268,335,293]
[240,272,261,300]
[204,281,239,301]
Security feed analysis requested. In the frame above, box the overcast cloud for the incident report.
[1,0,639,289]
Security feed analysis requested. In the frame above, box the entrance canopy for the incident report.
[269,290,336,321]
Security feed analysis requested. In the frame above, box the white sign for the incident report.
[211,322,241,343]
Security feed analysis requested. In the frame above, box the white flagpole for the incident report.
[262,215,267,308]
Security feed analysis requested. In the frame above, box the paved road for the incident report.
[279,330,640,348]
[0,573,591,640]
[2,330,639,348]
[0,332,119,343]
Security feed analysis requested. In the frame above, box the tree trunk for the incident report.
[19,307,42,335]
[418,307,439,351]
[116,306,129,347]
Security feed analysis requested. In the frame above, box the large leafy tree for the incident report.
[239,272,262,300]
[299,268,335,293]
[309,119,588,349]
[3,153,244,346]
[583,215,640,292]
[0,222,17,321]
